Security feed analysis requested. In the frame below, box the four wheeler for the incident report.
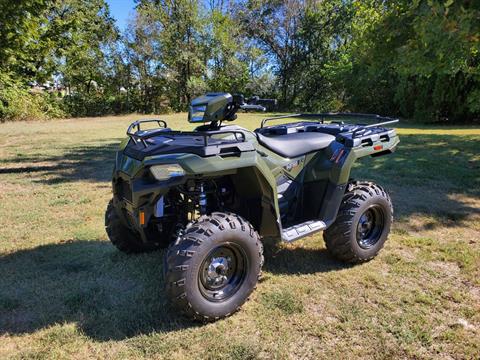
[105,92,400,321]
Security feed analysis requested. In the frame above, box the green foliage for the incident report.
[295,0,353,111]
[0,0,51,80]
[50,0,118,94]
[0,0,119,120]
[205,6,250,94]
[343,0,480,121]
[1,0,478,122]
[134,0,207,111]
[62,94,115,118]
[0,73,64,121]
[239,0,306,106]
[0,87,64,122]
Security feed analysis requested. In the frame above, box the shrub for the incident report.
[0,74,64,122]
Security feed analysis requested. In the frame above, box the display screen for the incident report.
[190,105,206,122]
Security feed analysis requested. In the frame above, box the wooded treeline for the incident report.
[1,0,479,122]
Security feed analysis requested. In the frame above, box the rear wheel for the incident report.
[105,200,158,253]
[323,181,393,263]
[164,212,263,321]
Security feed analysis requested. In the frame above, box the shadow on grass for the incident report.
[0,240,343,341]
[0,240,196,341]
[263,245,351,275]
[0,140,119,183]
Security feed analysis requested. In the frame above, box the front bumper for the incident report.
[112,152,187,238]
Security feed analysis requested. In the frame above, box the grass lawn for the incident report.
[0,113,479,359]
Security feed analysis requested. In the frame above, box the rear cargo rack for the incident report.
[261,112,399,137]
[350,119,399,137]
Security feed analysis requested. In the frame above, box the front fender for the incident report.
[144,152,281,238]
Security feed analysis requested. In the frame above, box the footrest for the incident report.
[281,220,326,242]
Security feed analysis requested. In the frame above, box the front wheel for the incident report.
[323,181,393,263]
[164,212,263,321]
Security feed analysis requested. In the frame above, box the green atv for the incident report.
[106,93,399,321]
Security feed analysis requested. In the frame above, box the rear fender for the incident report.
[298,133,398,227]
[326,134,400,185]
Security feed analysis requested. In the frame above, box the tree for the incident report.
[136,0,207,111]
[0,0,51,81]
[294,0,353,111]
[342,0,480,121]
[205,2,250,93]
[123,6,166,113]
[237,0,353,110]
[237,0,304,106]
[49,0,118,92]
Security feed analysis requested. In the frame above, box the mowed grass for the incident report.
[0,113,479,359]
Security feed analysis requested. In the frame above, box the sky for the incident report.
[106,0,136,31]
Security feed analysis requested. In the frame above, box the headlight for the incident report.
[150,164,185,181]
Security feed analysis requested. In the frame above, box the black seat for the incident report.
[256,132,335,158]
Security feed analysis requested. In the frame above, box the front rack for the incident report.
[127,119,168,135]
[261,112,399,137]
[127,118,247,148]
[147,130,247,146]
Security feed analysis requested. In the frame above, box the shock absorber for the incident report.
[199,182,207,215]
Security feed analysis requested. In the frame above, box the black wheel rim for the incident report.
[356,205,385,249]
[198,243,248,302]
